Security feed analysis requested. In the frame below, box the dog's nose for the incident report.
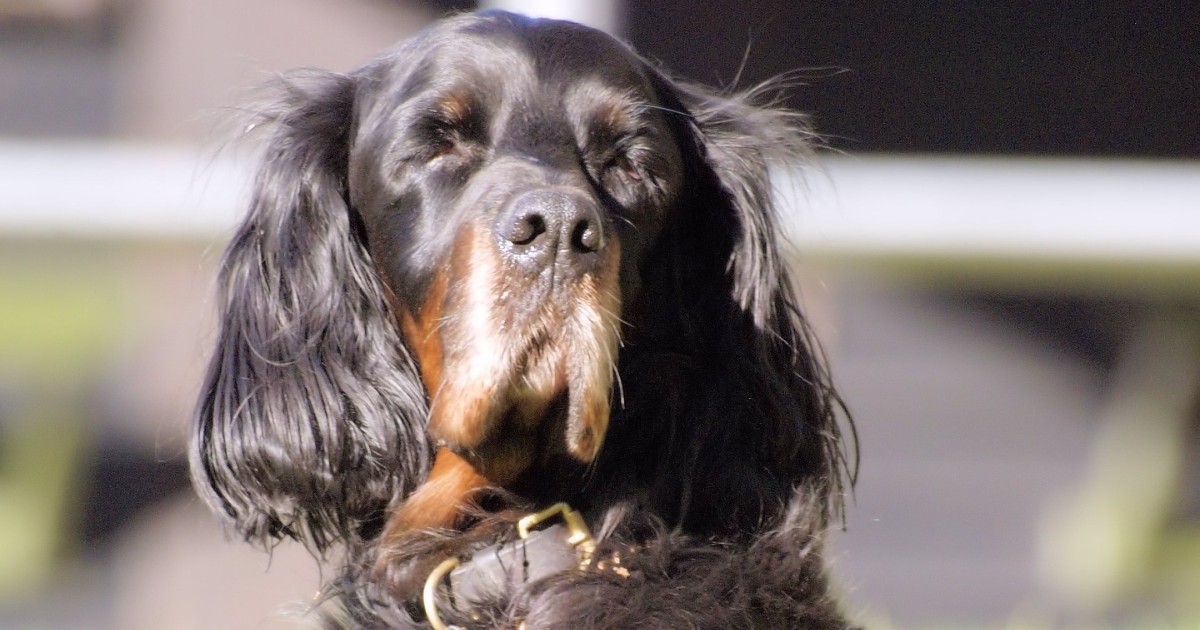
[496,189,605,272]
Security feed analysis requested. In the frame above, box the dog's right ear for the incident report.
[191,70,429,552]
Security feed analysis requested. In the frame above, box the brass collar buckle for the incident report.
[518,502,596,565]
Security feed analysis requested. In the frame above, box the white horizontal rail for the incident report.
[781,155,1200,265]
[2,141,1198,270]
[0,140,248,239]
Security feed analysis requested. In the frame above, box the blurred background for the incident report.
[0,0,1196,628]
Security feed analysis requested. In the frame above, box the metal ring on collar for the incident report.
[423,556,462,630]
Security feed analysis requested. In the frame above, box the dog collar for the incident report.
[422,503,598,630]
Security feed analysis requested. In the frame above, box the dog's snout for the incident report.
[497,189,605,271]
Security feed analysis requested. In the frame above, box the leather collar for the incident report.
[423,504,595,629]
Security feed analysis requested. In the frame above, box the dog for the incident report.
[192,10,855,629]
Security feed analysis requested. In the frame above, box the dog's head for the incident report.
[193,11,845,552]
[352,14,689,481]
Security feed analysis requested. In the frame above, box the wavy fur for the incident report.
[192,71,430,551]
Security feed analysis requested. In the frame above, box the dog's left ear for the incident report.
[659,76,853,523]
[671,82,816,329]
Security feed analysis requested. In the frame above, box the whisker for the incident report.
[613,214,637,230]
[595,303,631,331]
[611,359,626,410]
[640,103,693,120]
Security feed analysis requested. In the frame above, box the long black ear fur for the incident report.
[682,80,853,522]
[191,71,429,552]
[597,74,853,535]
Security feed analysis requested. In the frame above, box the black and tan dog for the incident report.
[192,10,856,628]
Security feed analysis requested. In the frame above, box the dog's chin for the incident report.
[512,328,612,462]
[431,324,613,484]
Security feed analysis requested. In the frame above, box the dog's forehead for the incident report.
[396,13,653,102]
[476,14,642,69]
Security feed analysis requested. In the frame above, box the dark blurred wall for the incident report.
[626,1,1200,157]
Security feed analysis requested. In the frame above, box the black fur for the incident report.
[192,10,855,628]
